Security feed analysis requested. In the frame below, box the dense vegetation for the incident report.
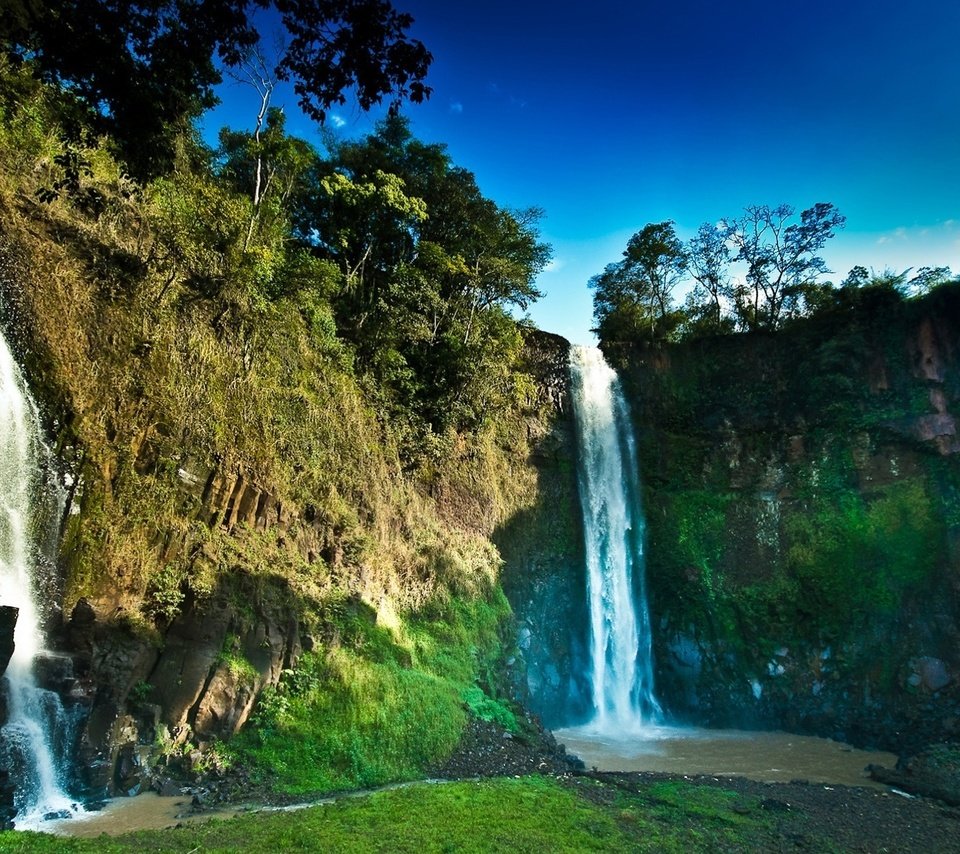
[590,205,954,344]
[0,20,549,796]
[0,0,432,179]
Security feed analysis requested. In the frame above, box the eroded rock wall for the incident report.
[611,284,960,751]
[58,464,315,797]
[496,331,591,726]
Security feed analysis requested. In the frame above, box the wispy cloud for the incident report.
[486,81,528,109]
[543,258,565,273]
[449,100,464,114]
[877,226,908,245]
[330,114,346,129]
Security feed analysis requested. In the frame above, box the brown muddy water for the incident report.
[43,792,241,837]
[45,780,446,837]
[552,725,898,788]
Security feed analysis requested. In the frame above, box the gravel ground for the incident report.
[593,770,960,853]
[428,717,960,853]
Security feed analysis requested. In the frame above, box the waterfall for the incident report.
[569,345,661,733]
[0,329,80,829]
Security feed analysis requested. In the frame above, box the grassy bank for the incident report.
[0,776,779,853]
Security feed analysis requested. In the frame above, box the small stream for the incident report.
[553,725,897,788]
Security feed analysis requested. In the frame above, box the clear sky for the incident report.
[203,0,960,344]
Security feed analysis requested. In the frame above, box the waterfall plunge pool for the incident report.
[552,725,897,789]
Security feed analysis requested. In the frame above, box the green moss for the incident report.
[785,478,944,631]
[232,587,515,795]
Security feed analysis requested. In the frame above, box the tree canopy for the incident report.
[285,116,551,436]
[0,0,432,178]
[590,203,852,344]
[590,221,687,343]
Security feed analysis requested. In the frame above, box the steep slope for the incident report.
[0,62,553,799]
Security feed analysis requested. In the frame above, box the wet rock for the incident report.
[32,651,76,693]
[66,598,97,658]
[158,778,182,797]
[0,768,15,831]
[0,605,17,678]
[115,742,145,793]
[916,658,952,693]
[870,744,960,806]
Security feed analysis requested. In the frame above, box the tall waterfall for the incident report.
[0,329,79,829]
[569,345,661,733]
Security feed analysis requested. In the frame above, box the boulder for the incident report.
[870,743,960,806]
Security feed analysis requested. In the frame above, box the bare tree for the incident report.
[725,202,845,330]
[687,222,732,330]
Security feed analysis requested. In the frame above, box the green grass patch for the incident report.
[0,776,785,853]
[231,588,517,795]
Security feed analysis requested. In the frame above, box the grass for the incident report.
[230,590,518,795]
[0,776,782,853]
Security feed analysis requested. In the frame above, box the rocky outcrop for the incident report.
[497,331,592,725]
[66,570,305,796]
[869,743,960,805]
[0,605,16,679]
[609,284,960,752]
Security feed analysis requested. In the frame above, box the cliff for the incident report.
[0,66,554,800]
[608,284,960,750]
[494,331,591,725]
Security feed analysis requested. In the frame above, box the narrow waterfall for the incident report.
[0,329,79,829]
[569,345,662,733]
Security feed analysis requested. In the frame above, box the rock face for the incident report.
[0,606,14,829]
[608,284,960,752]
[0,605,16,680]
[496,331,592,726]
[65,564,306,797]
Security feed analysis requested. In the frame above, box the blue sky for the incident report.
[204,1,960,344]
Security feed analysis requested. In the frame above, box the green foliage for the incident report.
[590,221,687,343]
[143,564,186,623]
[1,1,432,179]
[299,116,550,441]
[128,680,153,706]
[460,685,519,732]
[217,635,259,684]
[234,588,514,794]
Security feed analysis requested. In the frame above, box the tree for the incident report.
[590,221,687,343]
[1,0,432,178]
[909,265,953,294]
[724,202,845,330]
[684,221,733,334]
[219,105,319,252]
[290,116,550,434]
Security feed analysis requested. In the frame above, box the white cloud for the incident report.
[876,226,908,245]
[449,101,464,114]
[543,258,565,273]
[330,114,346,128]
